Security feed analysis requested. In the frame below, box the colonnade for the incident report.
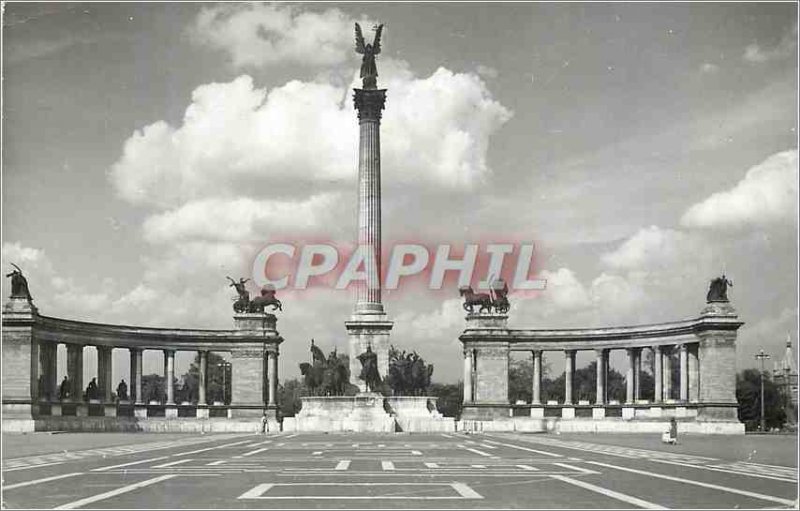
[35,343,279,415]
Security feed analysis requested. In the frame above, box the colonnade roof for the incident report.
[461,313,743,351]
[31,314,282,352]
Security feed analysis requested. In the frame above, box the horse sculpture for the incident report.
[459,286,493,313]
[248,285,282,312]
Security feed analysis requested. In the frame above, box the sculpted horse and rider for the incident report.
[459,278,510,314]
[227,277,282,313]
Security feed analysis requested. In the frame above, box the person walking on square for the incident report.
[261,412,269,435]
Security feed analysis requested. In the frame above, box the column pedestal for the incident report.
[345,314,393,393]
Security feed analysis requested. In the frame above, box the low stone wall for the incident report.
[457,417,745,435]
[385,396,455,432]
[2,417,269,434]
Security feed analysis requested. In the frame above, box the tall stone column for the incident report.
[463,349,473,404]
[131,348,143,404]
[663,347,673,401]
[564,350,575,405]
[198,351,208,406]
[595,349,606,405]
[345,86,393,392]
[688,343,699,402]
[532,350,542,405]
[67,344,84,401]
[654,345,663,404]
[268,351,278,406]
[625,348,635,404]
[38,343,57,401]
[633,348,641,402]
[97,346,113,402]
[164,349,175,405]
[679,344,689,401]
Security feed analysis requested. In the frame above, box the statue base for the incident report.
[284,393,395,433]
[345,313,393,393]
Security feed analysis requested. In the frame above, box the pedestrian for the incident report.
[261,412,269,435]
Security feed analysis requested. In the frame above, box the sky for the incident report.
[2,2,798,385]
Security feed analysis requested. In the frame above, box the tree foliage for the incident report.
[179,352,231,404]
[736,369,787,431]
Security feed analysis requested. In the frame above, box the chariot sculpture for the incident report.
[459,278,510,314]
[227,276,282,313]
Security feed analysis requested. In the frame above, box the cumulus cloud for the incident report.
[600,226,706,271]
[700,62,719,74]
[1,241,52,274]
[680,150,798,230]
[743,23,798,63]
[191,4,359,69]
[142,193,341,244]
[110,68,510,208]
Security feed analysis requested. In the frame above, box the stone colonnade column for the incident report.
[38,343,57,401]
[564,350,575,405]
[633,348,641,402]
[595,349,606,404]
[67,344,84,401]
[463,349,473,404]
[97,346,113,402]
[688,343,699,402]
[679,344,689,401]
[164,349,175,405]
[663,347,673,400]
[625,348,635,403]
[531,350,542,405]
[654,346,663,403]
[198,351,208,406]
[268,351,278,406]
[131,348,143,404]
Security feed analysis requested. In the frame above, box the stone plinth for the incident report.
[2,297,37,430]
[285,394,395,433]
[385,396,455,432]
[696,301,742,422]
[345,314,393,392]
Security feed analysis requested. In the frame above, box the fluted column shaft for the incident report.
[67,345,84,401]
[198,351,208,406]
[654,346,663,403]
[679,344,689,401]
[595,349,606,405]
[626,348,635,404]
[353,88,386,314]
[564,350,575,404]
[97,346,113,402]
[663,348,673,400]
[164,350,175,405]
[532,350,542,405]
[268,351,278,406]
[463,350,473,404]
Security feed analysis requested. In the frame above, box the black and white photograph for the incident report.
[1,2,798,509]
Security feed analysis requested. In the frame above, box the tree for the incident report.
[180,353,231,404]
[540,362,626,403]
[736,369,787,431]
[279,378,304,417]
[141,374,164,403]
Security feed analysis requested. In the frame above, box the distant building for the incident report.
[772,336,798,412]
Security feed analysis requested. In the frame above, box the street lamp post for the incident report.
[755,350,771,432]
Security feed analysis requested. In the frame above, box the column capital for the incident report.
[353,88,387,122]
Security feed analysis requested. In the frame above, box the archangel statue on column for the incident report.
[355,22,383,89]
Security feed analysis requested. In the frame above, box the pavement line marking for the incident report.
[378,444,386,448]
[462,447,493,457]
[411,450,422,456]
[152,459,194,468]
[382,461,395,471]
[312,451,323,456]
[653,459,797,483]
[335,460,351,471]
[517,464,538,471]
[237,482,483,500]
[425,462,440,468]
[585,460,797,506]
[479,443,497,449]
[206,460,228,466]
[4,472,83,490]
[482,440,563,458]
[276,443,285,447]
[441,433,454,439]
[91,456,170,472]
[53,474,177,510]
[551,474,666,510]
[2,461,65,472]
[451,482,483,499]
[240,448,269,457]
[171,446,217,457]
[284,434,299,439]
[553,462,601,475]
[471,464,486,469]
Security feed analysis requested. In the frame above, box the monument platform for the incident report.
[283,394,455,433]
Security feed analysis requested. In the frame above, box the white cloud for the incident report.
[680,150,798,230]
[743,23,797,64]
[536,268,591,311]
[1,242,52,273]
[110,68,511,208]
[142,193,341,244]
[700,62,719,74]
[191,4,359,69]
[600,226,705,270]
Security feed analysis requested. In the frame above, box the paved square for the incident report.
[2,432,797,509]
